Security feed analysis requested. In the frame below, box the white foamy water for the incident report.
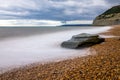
[0,27,111,73]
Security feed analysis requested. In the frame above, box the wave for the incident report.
[0,26,111,73]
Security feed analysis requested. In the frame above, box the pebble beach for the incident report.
[0,25,120,80]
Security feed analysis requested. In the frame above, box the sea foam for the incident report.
[0,26,111,73]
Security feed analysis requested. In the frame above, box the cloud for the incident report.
[0,0,40,10]
[0,10,29,16]
[106,0,120,4]
[0,0,119,20]
[0,20,62,26]
[65,20,93,24]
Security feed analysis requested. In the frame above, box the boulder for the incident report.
[61,33,104,49]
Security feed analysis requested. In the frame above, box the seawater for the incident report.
[0,27,94,39]
[0,26,111,73]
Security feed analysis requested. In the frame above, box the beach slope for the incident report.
[0,25,120,80]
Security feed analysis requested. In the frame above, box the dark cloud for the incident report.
[0,0,120,20]
[106,0,120,4]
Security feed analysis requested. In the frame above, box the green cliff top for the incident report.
[102,5,120,15]
[93,5,120,25]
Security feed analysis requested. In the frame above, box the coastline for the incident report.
[0,26,111,72]
[0,25,120,79]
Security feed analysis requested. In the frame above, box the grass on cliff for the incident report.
[102,5,120,15]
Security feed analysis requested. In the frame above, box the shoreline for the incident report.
[0,25,120,79]
[0,26,111,72]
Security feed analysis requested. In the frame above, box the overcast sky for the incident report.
[0,0,119,21]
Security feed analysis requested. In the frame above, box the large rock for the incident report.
[61,33,104,49]
[93,5,120,26]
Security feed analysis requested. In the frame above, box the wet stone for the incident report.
[61,33,105,49]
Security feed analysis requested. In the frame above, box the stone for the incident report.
[61,33,105,49]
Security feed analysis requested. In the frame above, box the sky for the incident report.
[0,0,119,26]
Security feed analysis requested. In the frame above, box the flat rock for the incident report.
[61,33,105,49]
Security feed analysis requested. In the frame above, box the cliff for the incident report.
[93,5,120,26]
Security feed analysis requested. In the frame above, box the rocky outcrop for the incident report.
[61,33,104,49]
[93,5,120,26]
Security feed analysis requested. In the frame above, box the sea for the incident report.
[0,26,111,73]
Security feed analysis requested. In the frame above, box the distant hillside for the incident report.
[61,24,92,27]
[93,5,120,26]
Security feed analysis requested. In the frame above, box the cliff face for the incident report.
[93,5,120,26]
